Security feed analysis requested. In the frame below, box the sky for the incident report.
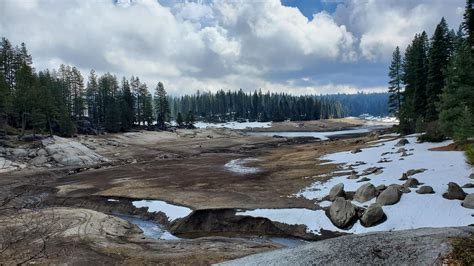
[0,0,466,96]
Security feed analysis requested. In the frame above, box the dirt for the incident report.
[0,118,389,264]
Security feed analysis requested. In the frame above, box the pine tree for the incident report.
[388,46,403,116]
[176,112,183,127]
[154,82,170,129]
[426,18,451,122]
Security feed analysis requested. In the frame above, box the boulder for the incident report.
[362,167,383,176]
[399,173,408,181]
[329,197,357,228]
[470,173,474,179]
[442,182,466,200]
[376,184,387,191]
[404,178,421,188]
[328,183,346,201]
[43,136,109,167]
[395,138,409,147]
[351,148,362,154]
[357,177,371,183]
[406,168,427,177]
[462,183,474,188]
[416,186,435,194]
[400,185,411,193]
[354,183,377,203]
[360,204,385,227]
[347,171,359,179]
[396,147,407,153]
[37,148,48,156]
[462,194,474,209]
[376,185,402,205]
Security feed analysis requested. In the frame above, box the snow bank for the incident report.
[132,200,192,221]
[194,121,272,130]
[359,114,398,125]
[238,136,474,235]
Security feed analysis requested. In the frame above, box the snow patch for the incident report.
[132,200,192,221]
[194,121,272,130]
[225,158,260,174]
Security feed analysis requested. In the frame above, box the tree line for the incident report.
[388,0,474,147]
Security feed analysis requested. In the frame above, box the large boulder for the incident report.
[416,186,435,194]
[11,148,28,157]
[354,183,377,203]
[329,197,357,228]
[30,155,48,166]
[360,204,385,227]
[328,183,346,201]
[442,182,466,200]
[462,194,474,209]
[376,185,402,205]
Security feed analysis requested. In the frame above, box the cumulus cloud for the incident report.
[0,0,465,95]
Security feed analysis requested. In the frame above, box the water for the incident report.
[246,127,385,140]
[117,214,179,240]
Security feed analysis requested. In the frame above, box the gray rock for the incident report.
[399,173,408,180]
[43,136,109,166]
[396,147,407,153]
[37,148,48,156]
[30,155,48,166]
[328,183,345,201]
[462,183,474,188]
[351,148,362,154]
[360,203,385,227]
[470,173,474,179]
[442,182,466,200]
[406,168,427,177]
[218,227,474,266]
[416,186,435,194]
[357,177,371,183]
[354,183,377,203]
[462,194,474,209]
[362,167,383,175]
[395,138,409,147]
[376,185,402,205]
[404,178,421,188]
[12,148,28,157]
[329,197,357,228]
[400,185,411,193]
[376,184,387,191]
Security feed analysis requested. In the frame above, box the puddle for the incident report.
[225,158,260,174]
[246,126,387,140]
[117,214,179,240]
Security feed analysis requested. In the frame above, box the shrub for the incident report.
[464,144,474,165]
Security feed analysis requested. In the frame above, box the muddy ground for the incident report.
[0,119,390,264]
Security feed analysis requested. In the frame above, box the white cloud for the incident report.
[0,0,465,95]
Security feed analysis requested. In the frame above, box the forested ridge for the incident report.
[0,38,389,136]
[387,0,474,161]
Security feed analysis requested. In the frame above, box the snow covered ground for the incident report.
[194,121,272,130]
[132,200,193,221]
[238,135,474,235]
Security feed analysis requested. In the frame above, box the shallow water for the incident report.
[246,127,385,140]
[116,214,179,240]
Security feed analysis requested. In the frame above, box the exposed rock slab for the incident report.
[218,227,474,266]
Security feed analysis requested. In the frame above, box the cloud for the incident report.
[0,0,465,95]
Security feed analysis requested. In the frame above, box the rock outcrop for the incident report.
[218,227,474,266]
[42,136,109,166]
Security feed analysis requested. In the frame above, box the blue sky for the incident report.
[1,0,466,95]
